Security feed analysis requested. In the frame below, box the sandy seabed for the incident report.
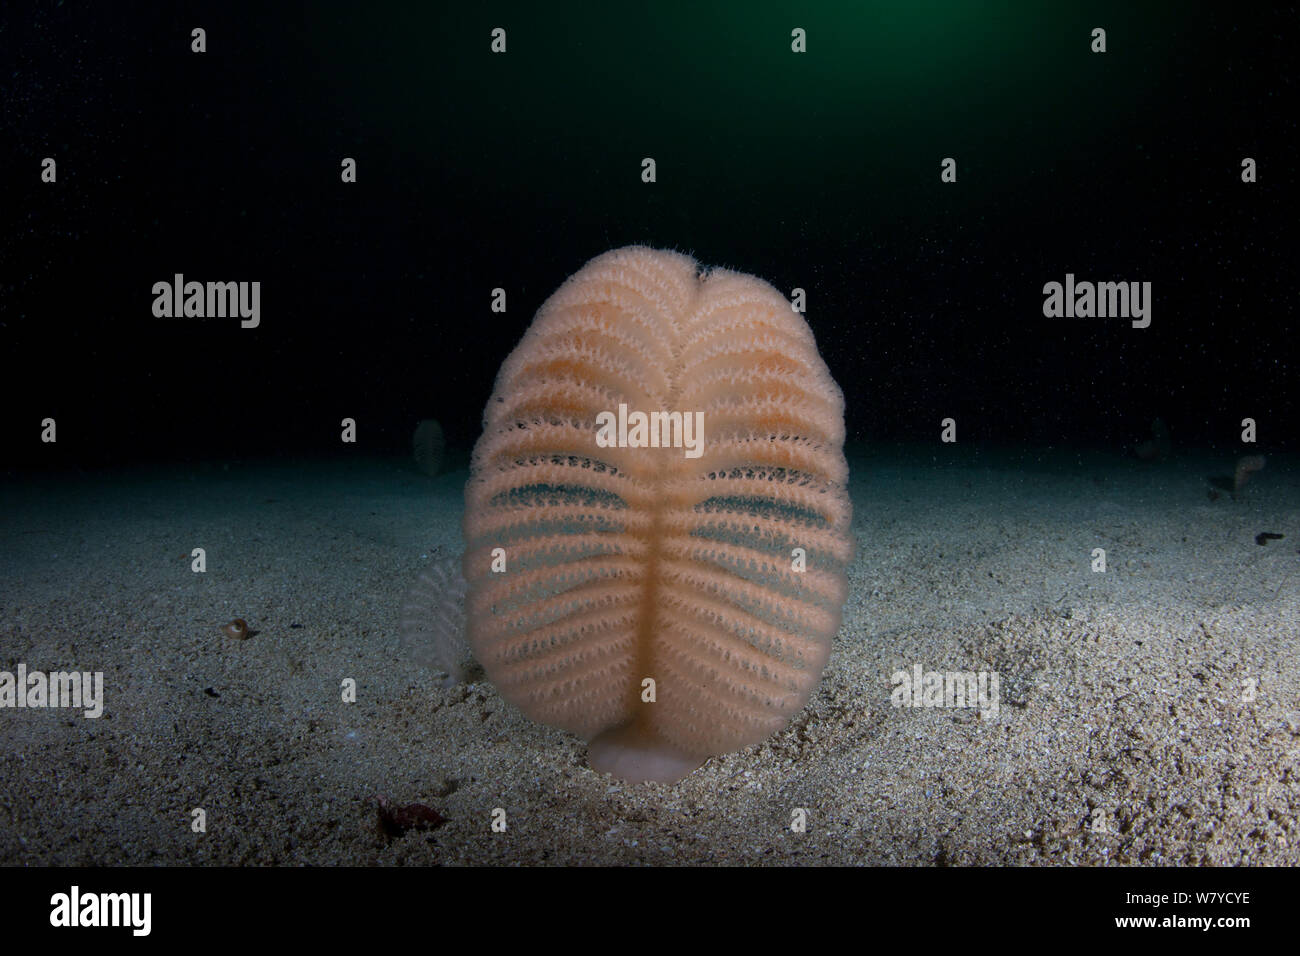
[1,445,1297,865]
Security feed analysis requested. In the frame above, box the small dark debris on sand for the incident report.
[376,795,446,839]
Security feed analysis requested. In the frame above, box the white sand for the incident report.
[1,445,1296,864]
